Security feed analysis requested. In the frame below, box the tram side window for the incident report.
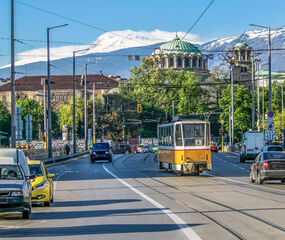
[175,124,183,146]
[170,126,173,146]
[159,127,163,145]
[206,123,210,146]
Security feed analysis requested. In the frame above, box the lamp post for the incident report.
[47,24,68,159]
[250,24,272,129]
[72,48,89,154]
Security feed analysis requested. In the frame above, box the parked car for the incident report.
[152,145,158,152]
[211,142,218,153]
[145,145,154,153]
[112,144,131,154]
[250,152,285,184]
[130,145,138,154]
[0,149,32,219]
[90,142,112,163]
[28,160,55,206]
[240,131,264,163]
[263,145,284,152]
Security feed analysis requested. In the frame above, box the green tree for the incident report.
[219,85,251,141]
[16,98,44,140]
[0,101,11,146]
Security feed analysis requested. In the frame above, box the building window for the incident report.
[185,58,190,68]
[240,51,245,60]
[177,57,182,68]
[198,59,202,68]
[2,96,6,103]
[162,59,166,68]
[241,67,247,73]
[169,57,174,67]
[192,58,196,67]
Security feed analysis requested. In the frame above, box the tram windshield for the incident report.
[183,123,205,146]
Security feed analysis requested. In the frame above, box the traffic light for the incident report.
[137,104,142,113]
[219,128,225,136]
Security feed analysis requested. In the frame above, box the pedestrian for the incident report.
[64,143,70,155]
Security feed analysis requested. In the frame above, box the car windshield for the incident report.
[93,143,109,149]
[264,153,285,160]
[29,164,43,177]
[0,165,23,180]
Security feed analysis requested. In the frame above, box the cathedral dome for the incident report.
[153,35,201,55]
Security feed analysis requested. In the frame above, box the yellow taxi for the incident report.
[27,160,55,206]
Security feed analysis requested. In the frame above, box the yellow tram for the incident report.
[157,118,212,175]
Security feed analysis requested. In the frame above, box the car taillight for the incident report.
[244,145,246,152]
[262,161,269,169]
[92,152,96,155]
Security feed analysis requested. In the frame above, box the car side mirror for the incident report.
[48,173,55,178]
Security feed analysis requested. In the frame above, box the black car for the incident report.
[250,152,285,184]
[112,145,131,154]
[263,145,284,152]
[90,143,112,163]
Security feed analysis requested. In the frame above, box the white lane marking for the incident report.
[204,172,285,193]
[103,165,201,240]
[238,167,246,171]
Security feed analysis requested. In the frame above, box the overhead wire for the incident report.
[180,0,215,41]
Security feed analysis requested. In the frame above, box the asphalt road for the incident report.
[0,152,285,240]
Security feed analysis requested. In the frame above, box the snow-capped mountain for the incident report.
[1,28,285,79]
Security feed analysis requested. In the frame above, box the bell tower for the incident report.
[231,40,252,88]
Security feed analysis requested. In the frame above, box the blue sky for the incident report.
[1,0,285,67]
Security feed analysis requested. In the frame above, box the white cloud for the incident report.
[0,29,206,69]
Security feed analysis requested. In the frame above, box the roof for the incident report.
[233,40,250,48]
[0,149,18,164]
[27,160,41,165]
[255,70,285,79]
[153,35,202,55]
[0,74,119,92]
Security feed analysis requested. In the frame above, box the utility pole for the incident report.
[93,82,96,144]
[47,24,68,159]
[84,64,88,151]
[72,52,77,154]
[41,78,47,148]
[229,106,231,146]
[11,0,16,148]
[230,65,235,151]
[251,53,255,130]
[281,83,284,129]
[257,61,261,132]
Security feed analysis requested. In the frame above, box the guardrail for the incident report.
[28,151,90,165]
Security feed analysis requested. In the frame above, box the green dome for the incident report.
[153,36,201,55]
[234,40,249,48]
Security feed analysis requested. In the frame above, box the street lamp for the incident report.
[249,24,272,128]
[72,48,89,154]
[47,23,68,159]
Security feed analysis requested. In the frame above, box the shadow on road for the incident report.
[0,223,203,238]
[53,198,141,207]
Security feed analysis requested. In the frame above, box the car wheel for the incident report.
[281,179,285,184]
[109,158,112,162]
[249,171,255,183]
[256,172,264,184]
[44,200,51,207]
[22,210,30,219]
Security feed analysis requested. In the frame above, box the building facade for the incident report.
[0,74,119,112]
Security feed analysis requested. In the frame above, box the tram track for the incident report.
[111,154,247,240]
